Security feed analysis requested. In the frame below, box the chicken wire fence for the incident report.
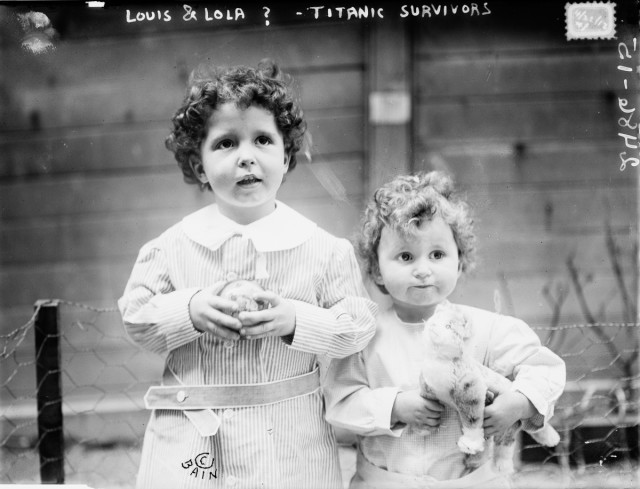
[0,299,638,488]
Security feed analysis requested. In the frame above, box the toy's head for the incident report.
[423,303,470,359]
[218,280,267,316]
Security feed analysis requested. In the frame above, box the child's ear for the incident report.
[283,153,291,172]
[189,155,207,184]
[372,267,385,287]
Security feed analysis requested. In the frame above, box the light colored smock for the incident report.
[324,303,565,488]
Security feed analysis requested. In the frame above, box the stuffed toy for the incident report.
[418,302,560,472]
[218,279,268,316]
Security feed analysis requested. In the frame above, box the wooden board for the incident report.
[416,97,619,143]
[452,273,632,327]
[415,141,631,185]
[0,111,363,180]
[3,68,363,131]
[1,23,363,89]
[416,53,628,98]
[0,153,363,221]
[463,183,635,233]
[473,230,637,277]
[1,158,364,264]
[0,195,364,310]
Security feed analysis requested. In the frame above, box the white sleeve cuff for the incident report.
[161,288,203,351]
[376,387,405,437]
[288,299,375,357]
[513,384,550,430]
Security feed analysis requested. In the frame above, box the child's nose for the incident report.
[237,142,256,167]
[413,259,432,278]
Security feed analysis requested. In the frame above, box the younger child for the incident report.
[325,171,565,488]
[119,60,377,489]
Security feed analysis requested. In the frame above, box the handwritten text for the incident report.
[303,6,384,19]
[126,6,246,24]
[125,3,493,25]
[617,38,640,171]
[182,452,218,480]
[126,9,171,23]
[400,3,491,17]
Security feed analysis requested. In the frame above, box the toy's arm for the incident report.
[478,363,512,397]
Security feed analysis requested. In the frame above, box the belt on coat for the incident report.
[144,368,321,410]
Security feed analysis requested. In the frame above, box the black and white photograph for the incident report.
[0,1,639,488]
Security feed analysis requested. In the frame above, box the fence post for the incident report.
[34,299,64,483]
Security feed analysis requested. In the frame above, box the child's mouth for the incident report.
[237,175,261,186]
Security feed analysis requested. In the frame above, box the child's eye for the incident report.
[216,139,234,150]
[431,250,445,260]
[256,135,272,146]
[399,252,413,262]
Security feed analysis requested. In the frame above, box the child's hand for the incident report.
[483,390,535,438]
[237,290,296,339]
[391,390,444,429]
[189,285,243,341]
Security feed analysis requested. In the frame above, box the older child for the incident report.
[119,60,377,489]
[325,171,565,488]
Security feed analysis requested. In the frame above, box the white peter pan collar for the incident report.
[181,201,317,252]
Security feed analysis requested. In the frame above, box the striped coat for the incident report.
[119,202,377,489]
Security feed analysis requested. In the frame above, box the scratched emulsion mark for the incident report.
[565,2,616,41]
[309,162,351,204]
[17,11,57,54]
[302,132,351,205]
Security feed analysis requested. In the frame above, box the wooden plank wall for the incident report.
[0,7,366,404]
[412,9,638,367]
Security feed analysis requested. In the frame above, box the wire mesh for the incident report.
[0,300,638,488]
[1,301,163,488]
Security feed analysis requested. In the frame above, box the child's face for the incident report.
[196,102,289,224]
[374,216,461,323]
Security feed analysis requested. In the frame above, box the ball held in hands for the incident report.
[218,280,268,316]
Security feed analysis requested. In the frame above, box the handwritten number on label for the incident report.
[618,42,632,60]
[617,41,639,171]
[619,152,640,171]
[618,98,635,114]
[619,113,638,131]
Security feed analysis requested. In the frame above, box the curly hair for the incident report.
[356,171,476,290]
[165,59,306,190]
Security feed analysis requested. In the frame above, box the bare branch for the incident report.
[566,254,630,376]
[542,279,569,351]
[605,221,635,324]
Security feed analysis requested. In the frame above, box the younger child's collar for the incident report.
[181,201,317,252]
